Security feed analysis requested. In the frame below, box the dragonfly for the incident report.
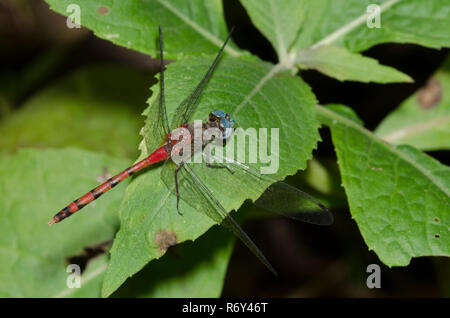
[49,26,333,275]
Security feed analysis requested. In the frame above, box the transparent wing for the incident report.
[145,26,170,152]
[255,181,333,225]
[158,26,170,137]
[205,153,334,225]
[145,90,170,152]
[170,29,233,129]
[160,160,277,275]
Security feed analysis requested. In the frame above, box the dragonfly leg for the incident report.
[205,162,235,174]
[174,165,183,216]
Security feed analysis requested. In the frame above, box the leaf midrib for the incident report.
[53,262,108,298]
[310,0,402,50]
[269,0,286,63]
[378,116,450,143]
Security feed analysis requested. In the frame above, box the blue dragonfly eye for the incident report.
[211,109,234,139]
[211,110,234,127]
[211,110,226,118]
[220,117,233,129]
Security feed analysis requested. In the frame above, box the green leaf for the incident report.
[296,45,412,83]
[102,55,320,296]
[111,226,234,297]
[375,57,450,150]
[240,1,419,83]
[56,254,109,298]
[295,0,450,52]
[325,104,365,125]
[241,0,450,68]
[0,148,130,297]
[318,105,450,266]
[44,0,240,58]
[240,0,307,63]
[0,65,151,158]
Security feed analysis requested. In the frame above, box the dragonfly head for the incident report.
[208,110,235,140]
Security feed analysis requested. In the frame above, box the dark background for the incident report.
[1,0,448,297]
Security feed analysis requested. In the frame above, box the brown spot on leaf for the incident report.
[417,78,442,109]
[97,6,110,15]
[434,217,440,223]
[435,234,441,239]
[155,230,178,251]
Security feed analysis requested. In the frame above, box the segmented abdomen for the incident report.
[48,146,169,225]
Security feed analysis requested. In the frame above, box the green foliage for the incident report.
[241,0,449,82]
[295,45,412,83]
[0,49,66,117]
[0,65,152,158]
[240,0,307,62]
[375,57,450,151]
[0,148,130,297]
[318,105,449,266]
[111,226,234,297]
[0,0,445,297]
[102,55,320,296]
[290,0,450,51]
[44,0,240,59]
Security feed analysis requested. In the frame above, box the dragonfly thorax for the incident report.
[165,110,235,161]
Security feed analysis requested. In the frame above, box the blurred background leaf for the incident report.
[0,65,154,159]
[0,148,129,297]
[375,56,450,151]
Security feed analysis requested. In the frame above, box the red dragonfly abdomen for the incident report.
[48,146,169,225]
